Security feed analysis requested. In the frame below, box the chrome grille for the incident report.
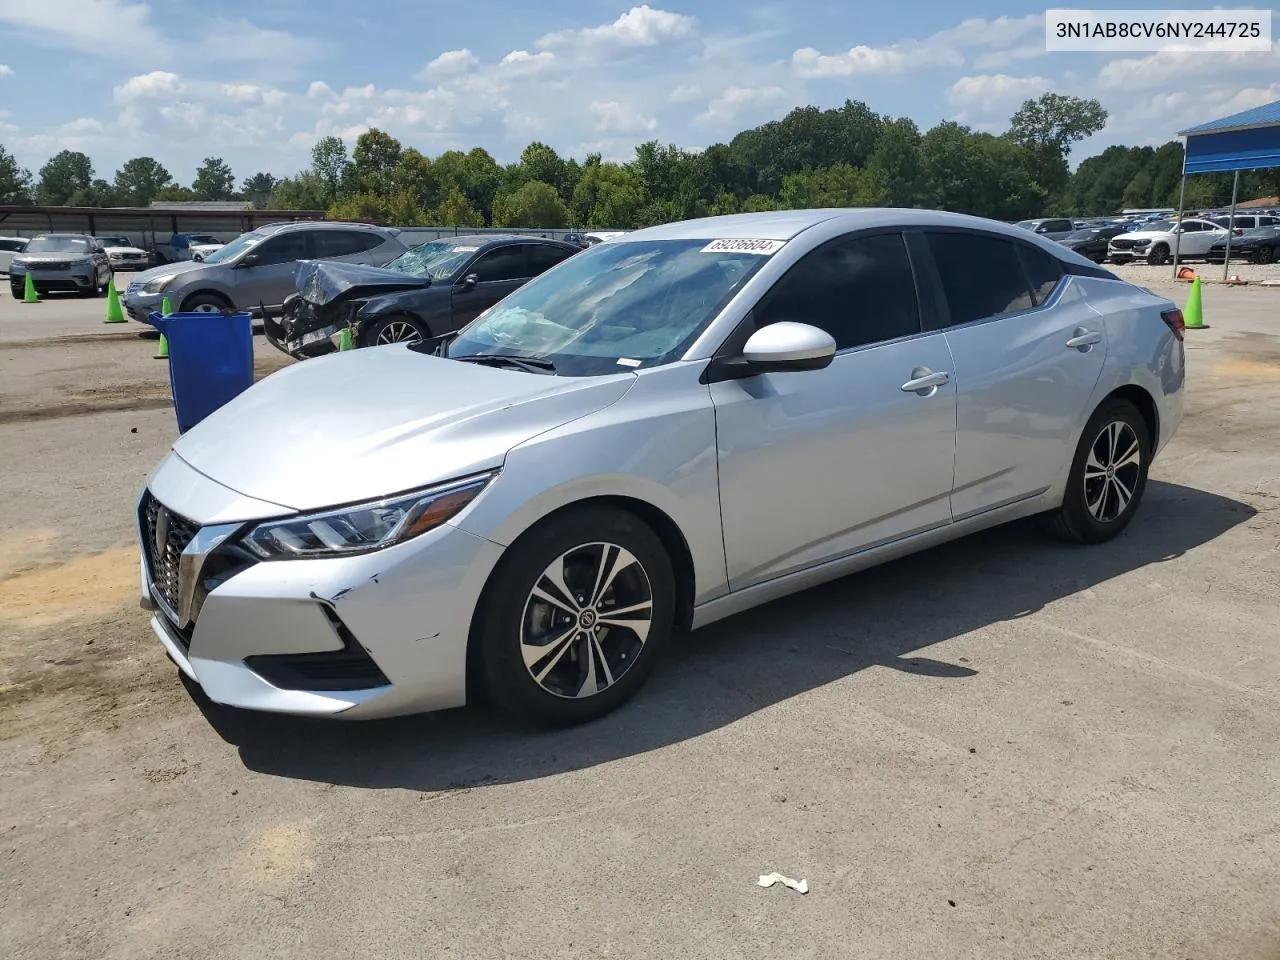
[30,261,71,270]
[1109,238,1140,250]
[140,492,200,615]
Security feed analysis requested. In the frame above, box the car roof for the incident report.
[31,232,95,240]
[258,220,389,235]
[622,208,1079,245]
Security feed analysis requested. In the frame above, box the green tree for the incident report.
[241,172,278,209]
[393,148,440,211]
[310,136,350,204]
[430,185,484,227]
[36,150,93,205]
[73,178,116,207]
[112,157,173,206]
[570,162,644,228]
[1008,93,1107,201]
[152,185,198,202]
[1121,169,1154,210]
[492,180,569,228]
[742,194,777,212]
[867,118,923,207]
[192,157,236,200]
[348,128,403,195]
[271,172,329,210]
[0,144,33,204]
[779,163,886,209]
[519,142,567,195]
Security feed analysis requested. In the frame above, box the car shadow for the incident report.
[194,480,1255,791]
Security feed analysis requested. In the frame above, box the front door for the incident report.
[451,244,530,326]
[922,231,1108,519]
[712,231,958,590]
[231,231,313,313]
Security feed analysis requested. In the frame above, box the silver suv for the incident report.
[120,221,406,321]
[8,234,113,297]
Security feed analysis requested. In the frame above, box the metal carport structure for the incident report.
[1173,98,1280,278]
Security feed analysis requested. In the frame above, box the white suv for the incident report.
[1108,218,1230,265]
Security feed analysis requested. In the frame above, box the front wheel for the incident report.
[363,314,430,347]
[477,507,676,726]
[1254,246,1276,265]
[1046,398,1151,544]
[1146,244,1169,266]
[181,294,231,314]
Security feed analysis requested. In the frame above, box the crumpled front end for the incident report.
[263,294,354,359]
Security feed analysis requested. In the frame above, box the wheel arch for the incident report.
[1103,383,1159,450]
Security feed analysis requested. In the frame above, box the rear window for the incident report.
[927,232,1036,325]
[1017,244,1065,305]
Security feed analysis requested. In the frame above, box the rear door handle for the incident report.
[900,368,950,395]
[1066,329,1103,349]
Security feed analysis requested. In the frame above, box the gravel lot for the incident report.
[2,277,1279,960]
[1107,260,1280,285]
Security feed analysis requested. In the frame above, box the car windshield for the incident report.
[445,238,775,377]
[383,241,479,280]
[200,231,265,265]
[1014,221,1035,229]
[25,236,92,253]
[102,237,130,246]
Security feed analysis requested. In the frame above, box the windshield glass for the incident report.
[1015,221,1034,229]
[25,236,92,254]
[201,231,265,265]
[383,240,479,280]
[445,238,774,377]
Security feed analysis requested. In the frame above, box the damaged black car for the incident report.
[263,234,582,359]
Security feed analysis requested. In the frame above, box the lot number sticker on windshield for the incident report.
[700,238,786,255]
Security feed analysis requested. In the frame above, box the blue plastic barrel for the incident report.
[147,310,254,433]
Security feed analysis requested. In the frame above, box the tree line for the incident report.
[1,94,1276,228]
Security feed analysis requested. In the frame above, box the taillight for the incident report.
[1161,308,1185,341]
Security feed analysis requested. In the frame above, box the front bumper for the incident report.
[109,253,153,270]
[139,453,505,718]
[10,265,97,291]
[121,285,168,322]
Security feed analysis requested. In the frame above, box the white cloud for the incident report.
[669,84,702,103]
[56,117,103,135]
[589,100,658,133]
[0,64,12,77]
[947,74,1051,115]
[696,85,785,124]
[1097,47,1280,90]
[114,71,183,102]
[419,48,478,80]
[0,0,163,57]
[307,81,336,101]
[538,5,697,50]
[498,50,557,74]
[793,14,1042,77]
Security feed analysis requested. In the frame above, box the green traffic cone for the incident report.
[104,277,125,323]
[154,333,169,360]
[338,326,353,351]
[1183,277,1208,330]
[22,272,40,303]
[161,296,173,316]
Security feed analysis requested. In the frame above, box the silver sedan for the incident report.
[137,209,1185,725]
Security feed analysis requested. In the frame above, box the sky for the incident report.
[0,0,1278,186]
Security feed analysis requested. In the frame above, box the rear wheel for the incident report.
[1146,244,1169,266]
[1255,245,1276,265]
[476,507,676,726]
[363,314,430,347]
[1046,398,1151,544]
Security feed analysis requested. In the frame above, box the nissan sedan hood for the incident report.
[129,260,209,284]
[171,348,635,512]
[296,260,429,306]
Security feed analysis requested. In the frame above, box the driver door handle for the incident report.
[900,368,950,394]
[1066,329,1103,349]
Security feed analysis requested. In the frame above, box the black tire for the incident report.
[362,313,430,347]
[9,284,21,299]
[1146,244,1169,266]
[1255,245,1276,265]
[476,506,676,726]
[180,292,232,314]
[1046,398,1151,545]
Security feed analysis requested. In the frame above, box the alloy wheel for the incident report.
[375,320,423,345]
[188,302,221,313]
[1083,420,1141,523]
[519,542,654,700]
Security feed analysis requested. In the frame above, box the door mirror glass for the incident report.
[460,273,478,289]
[192,252,203,262]
[741,322,836,372]
[238,252,260,268]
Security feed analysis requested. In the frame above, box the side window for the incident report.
[926,232,1035,325]
[1180,221,1203,232]
[470,245,528,282]
[313,230,383,258]
[754,232,921,350]
[1017,244,1065,305]
[252,232,310,266]
[526,244,572,275]
[1260,217,1277,226]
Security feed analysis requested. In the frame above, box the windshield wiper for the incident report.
[450,353,557,374]
[407,330,458,357]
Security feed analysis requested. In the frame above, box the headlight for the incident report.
[1132,239,1150,246]
[10,259,26,269]
[241,472,495,560]
[142,275,177,294]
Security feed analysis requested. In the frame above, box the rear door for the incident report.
[922,231,1107,519]
[311,229,389,265]
[525,242,575,278]
[230,231,313,312]
[451,244,529,326]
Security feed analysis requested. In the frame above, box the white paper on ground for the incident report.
[757,872,809,894]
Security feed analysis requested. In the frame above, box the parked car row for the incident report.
[135,208,1186,726]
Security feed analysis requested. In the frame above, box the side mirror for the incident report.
[237,253,259,268]
[460,273,479,289]
[192,252,203,262]
[704,322,836,383]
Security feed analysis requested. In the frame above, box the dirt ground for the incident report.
[1,277,1279,960]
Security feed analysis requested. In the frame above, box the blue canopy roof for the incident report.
[1178,99,1280,174]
